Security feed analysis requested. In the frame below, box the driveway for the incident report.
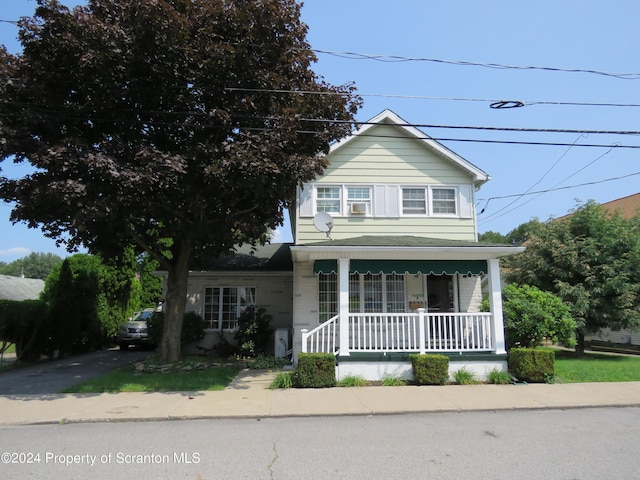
[0,348,150,395]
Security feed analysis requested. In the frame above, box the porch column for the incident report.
[488,258,507,354]
[338,257,350,356]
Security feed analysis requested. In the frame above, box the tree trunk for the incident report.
[157,242,191,363]
[575,331,585,355]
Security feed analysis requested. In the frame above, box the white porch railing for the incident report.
[301,311,494,355]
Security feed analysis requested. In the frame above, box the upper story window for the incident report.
[314,186,371,216]
[301,183,472,219]
[432,188,457,215]
[316,186,341,214]
[401,186,458,216]
[346,187,371,214]
[402,188,427,215]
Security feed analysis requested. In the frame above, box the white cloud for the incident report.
[0,247,31,258]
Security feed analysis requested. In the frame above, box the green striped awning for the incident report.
[313,259,487,275]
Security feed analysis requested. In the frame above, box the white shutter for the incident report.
[458,185,474,218]
[386,185,400,217]
[298,184,313,217]
[373,185,386,217]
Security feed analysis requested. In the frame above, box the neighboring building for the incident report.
[583,193,640,351]
[173,110,524,380]
[0,274,45,302]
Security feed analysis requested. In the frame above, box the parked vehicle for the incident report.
[117,308,156,350]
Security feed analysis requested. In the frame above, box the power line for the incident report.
[225,87,640,109]
[313,49,640,80]
[479,170,640,203]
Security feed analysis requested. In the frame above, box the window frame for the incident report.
[203,286,256,330]
[400,186,459,217]
[314,185,373,217]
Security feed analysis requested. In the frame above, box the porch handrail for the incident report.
[301,311,494,355]
[301,314,339,354]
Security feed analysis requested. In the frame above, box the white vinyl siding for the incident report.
[296,123,479,242]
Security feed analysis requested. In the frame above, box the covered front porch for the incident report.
[291,238,524,380]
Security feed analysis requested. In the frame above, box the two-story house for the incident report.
[175,109,524,381]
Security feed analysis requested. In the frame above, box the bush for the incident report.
[453,367,478,385]
[487,368,511,385]
[294,353,336,388]
[0,299,52,362]
[338,375,368,387]
[381,375,407,386]
[269,371,295,389]
[509,347,555,383]
[147,311,205,346]
[234,306,274,356]
[502,284,576,349]
[410,354,449,385]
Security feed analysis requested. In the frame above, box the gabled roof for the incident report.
[189,243,293,272]
[0,275,45,301]
[329,109,491,187]
[599,193,640,219]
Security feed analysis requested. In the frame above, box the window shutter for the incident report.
[458,185,474,218]
[373,185,386,217]
[386,185,400,217]
[299,184,313,217]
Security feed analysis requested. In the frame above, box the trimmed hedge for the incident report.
[410,353,450,385]
[295,353,336,388]
[509,347,555,383]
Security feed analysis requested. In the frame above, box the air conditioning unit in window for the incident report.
[350,202,367,214]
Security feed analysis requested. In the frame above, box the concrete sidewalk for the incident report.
[1,369,639,426]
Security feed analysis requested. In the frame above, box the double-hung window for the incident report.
[204,286,256,330]
[402,188,427,215]
[346,187,371,214]
[401,186,458,216]
[316,186,341,214]
[432,187,457,215]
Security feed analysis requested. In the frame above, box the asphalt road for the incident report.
[0,348,150,395]
[1,407,639,479]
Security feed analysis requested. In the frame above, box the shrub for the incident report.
[410,354,449,385]
[234,306,274,356]
[295,353,336,388]
[453,367,478,385]
[338,375,368,387]
[269,371,295,389]
[509,347,555,383]
[0,299,52,362]
[381,375,407,386]
[250,354,288,370]
[487,368,511,385]
[147,311,205,346]
[502,284,576,349]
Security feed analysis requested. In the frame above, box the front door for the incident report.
[426,275,454,312]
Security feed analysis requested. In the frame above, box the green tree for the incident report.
[0,0,360,362]
[502,284,576,350]
[505,219,545,246]
[507,201,640,353]
[478,231,510,244]
[138,253,162,309]
[0,252,63,279]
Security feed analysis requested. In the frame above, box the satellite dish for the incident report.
[313,212,334,239]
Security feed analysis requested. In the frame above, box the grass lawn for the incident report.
[552,348,640,383]
[63,359,241,393]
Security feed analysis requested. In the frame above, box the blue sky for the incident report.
[2,0,640,260]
